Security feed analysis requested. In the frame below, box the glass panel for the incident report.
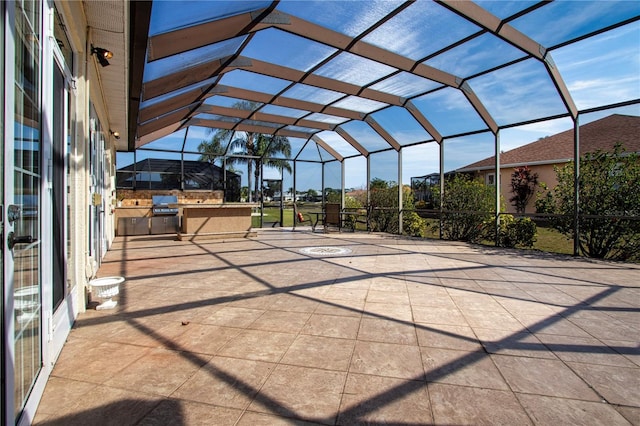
[297,141,322,161]
[316,142,336,161]
[287,137,309,160]
[304,113,348,125]
[370,72,443,98]
[468,59,567,126]
[369,151,400,233]
[500,116,574,154]
[243,28,336,71]
[403,142,440,187]
[331,96,387,114]
[193,113,242,125]
[143,128,187,152]
[281,125,317,136]
[551,22,640,111]
[314,52,396,86]
[315,132,359,157]
[184,126,222,154]
[509,1,640,47]
[141,76,217,105]
[150,0,271,36]
[345,156,366,191]
[338,121,391,153]
[218,70,291,95]
[276,0,404,37]
[14,1,42,420]
[242,119,281,130]
[116,152,136,189]
[260,104,308,119]
[371,150,398,185]
[411,88,488,136]
[444,133,495,174]
[205,96,263,109]
[424,33,525,78]
[294,161,323,203]
[53,6,73,69]
[143,36,246,82]
[282,83,345,104]
[363,1,480,60]
[370,106,433,145]
[324,161,342,199]
[404,143,441,210]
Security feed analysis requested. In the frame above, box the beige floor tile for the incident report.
[537,334,637,367]
[202,306,265,328]
[474,328,558,359]
[138,399,243,426]
[492,355,601,400]
[237,411,320,425]
[104,348,210,396]
[35,385,162,426]
[412,305,468,326]
[172,356,275,409]
[569,362,640,406]
[52,339,150,384]
[301,313,361,339]
[281,334,355,371]
[363,302,414,321]
[517,393,631,426]
[357,317,417,345]
[249,310,312,334]
[415,323,482,351]
[350,341,424,380]
[462,308,524,331]
[429,383,532,425]
[313,298,364,317]
[366,290,409,305]
[421,347,509,390]
[269,293,321,313]
[34,231,640,425]
[171,323,241,355]
[248,364,346,423]
[217,329,296,362]
[615,406,640,425]
[337,373,432,425]
[34,377,98,418]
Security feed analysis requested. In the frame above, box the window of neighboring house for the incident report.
[486,173,495,185]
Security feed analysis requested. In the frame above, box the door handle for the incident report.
[7,232,34,250]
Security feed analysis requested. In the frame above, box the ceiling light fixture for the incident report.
[110,130,121,140]
[91,45,113,67]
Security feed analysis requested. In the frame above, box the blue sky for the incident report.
[127,1,640,192]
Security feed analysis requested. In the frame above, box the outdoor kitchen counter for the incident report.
[174,203,259,241]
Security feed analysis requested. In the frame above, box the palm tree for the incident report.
[198,101,292,202]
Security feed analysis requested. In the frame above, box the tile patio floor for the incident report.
[34,228,640,425]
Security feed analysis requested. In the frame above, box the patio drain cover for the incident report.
[299,246,352,256]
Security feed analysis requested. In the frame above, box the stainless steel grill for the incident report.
[151,195,178,216]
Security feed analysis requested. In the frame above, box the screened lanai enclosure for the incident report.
[122,0,640,258]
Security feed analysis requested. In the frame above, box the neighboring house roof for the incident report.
[457,114,640,172]
[117,158,239,177]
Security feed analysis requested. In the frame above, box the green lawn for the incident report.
[253,206,575,256]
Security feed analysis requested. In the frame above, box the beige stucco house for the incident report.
[456,114,640,213]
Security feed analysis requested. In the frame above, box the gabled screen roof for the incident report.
[130,1,640,163]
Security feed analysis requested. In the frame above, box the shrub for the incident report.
[543,143,640,261]
[434,174,495,243]
[496,215,537,248]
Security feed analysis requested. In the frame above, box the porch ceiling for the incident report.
[126,1,640,161]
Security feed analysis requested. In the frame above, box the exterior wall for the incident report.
[3,1,123,423]
[116,189,225,207]
[477,162,565,214]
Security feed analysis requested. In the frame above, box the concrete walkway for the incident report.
[34,229,639,425]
